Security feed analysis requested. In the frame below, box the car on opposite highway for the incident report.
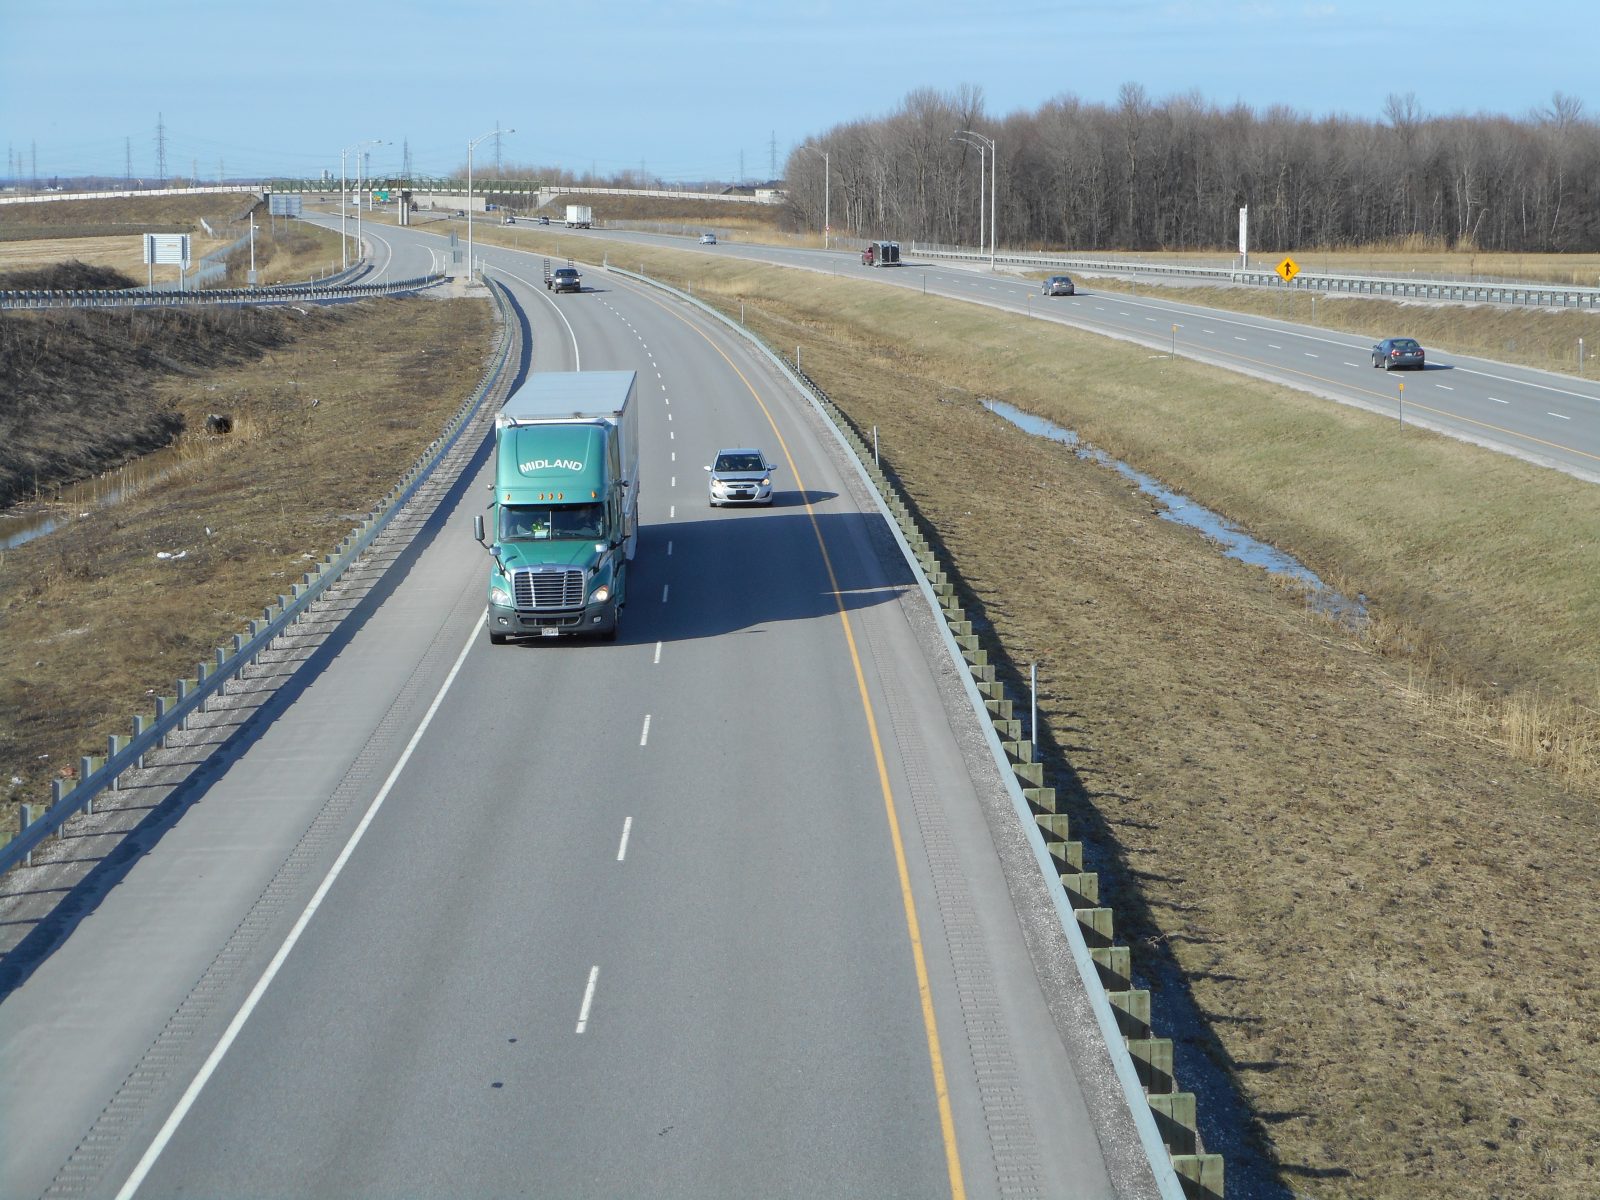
[699,232,718,245]
[538,215,550,226]
[706,448,776,507]
[1371,337,1425,370]
[549,267,582,294]
[1041,275,1076,296]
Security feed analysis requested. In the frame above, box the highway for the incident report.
[0,219,1167,1197]
[522,219,1600,486]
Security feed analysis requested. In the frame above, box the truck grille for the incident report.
[512,567,584,610]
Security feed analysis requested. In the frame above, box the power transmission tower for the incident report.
[154,113,167,182]
[494,121,502,174]
[769,130,776,181]
[31,140,37,188]
[125,137,132,185]
[402,137,413,180]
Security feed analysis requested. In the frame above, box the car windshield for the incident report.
[500,503,606,541]
[715,453,765,472]
[555,269,578,278]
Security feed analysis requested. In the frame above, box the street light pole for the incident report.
[799,144,830,249]
[339,148,348,270]
[339,138,383,271]
[467,126,515,280]
[951,133,987,253]
[957,130,997,269]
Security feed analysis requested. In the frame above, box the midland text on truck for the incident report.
[474,371,639,643]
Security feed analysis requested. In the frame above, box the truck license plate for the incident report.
[542,628,559,637]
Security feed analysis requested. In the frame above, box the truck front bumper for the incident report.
[488,598,618,639]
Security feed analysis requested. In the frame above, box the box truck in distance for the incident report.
[474,371,639,643]
[565,204,592,228]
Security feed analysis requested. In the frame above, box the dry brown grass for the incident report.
[0,296,492,823]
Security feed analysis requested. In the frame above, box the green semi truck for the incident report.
[474,371,639,643]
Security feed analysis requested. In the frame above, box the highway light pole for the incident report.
[951,133,987,254]
[355,141,387,271]
[467,126,514,281]
[957,129,996,269]
[339,138,383,271]
[799,143,830,249]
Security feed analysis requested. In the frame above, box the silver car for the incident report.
[706,448,776,506]
[1042,275,1076,296]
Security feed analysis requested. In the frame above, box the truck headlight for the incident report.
[489,585,511,607]
[590,584,611,604]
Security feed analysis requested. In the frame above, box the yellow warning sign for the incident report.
[1276,256,1300,283]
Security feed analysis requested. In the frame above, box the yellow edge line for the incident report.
[631,282,966,1199]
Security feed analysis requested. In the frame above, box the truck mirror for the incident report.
[473,514,485,543]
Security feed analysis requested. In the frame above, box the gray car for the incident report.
[1372,337,1425,369]
[1042,275,1076,296]
[706,448,776,506]
[549,267,582,293]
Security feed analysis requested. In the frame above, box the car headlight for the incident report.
[760,476,771,487]
[489,585,511,607]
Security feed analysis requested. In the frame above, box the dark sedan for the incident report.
[1371,337,1425,370]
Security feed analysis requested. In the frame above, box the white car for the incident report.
[706,448,775,506]
[699,232,717,245]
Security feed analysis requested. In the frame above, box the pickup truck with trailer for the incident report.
[474,371,639,643]
[565,204,593,228]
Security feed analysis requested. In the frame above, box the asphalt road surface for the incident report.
[0,217,1168,1198]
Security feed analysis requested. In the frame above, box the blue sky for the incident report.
[2,0,1593,184]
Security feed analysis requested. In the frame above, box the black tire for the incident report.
[1381,357,1391,370]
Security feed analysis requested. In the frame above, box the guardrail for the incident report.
[0,184,263,207]
[912,242,1600,310]
[611,263,1219,1198]
[0,271,443,310]
[1,277,519,876]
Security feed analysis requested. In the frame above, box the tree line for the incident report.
[784,85,1600,253]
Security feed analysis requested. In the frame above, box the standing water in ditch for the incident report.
[983,398,1364,624]
[0,443,190,552]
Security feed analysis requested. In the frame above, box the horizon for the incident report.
[3,1,1595,184]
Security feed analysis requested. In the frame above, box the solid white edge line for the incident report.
[616,817,632,862]
[575,966,600,1033]
[115,611,488,1200]
[640,714,651,746]
[481,264,580,370]
[653,641,662,664]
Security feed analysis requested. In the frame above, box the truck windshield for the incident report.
[500,503,607,541]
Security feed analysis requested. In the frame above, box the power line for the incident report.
[154,112,167,181]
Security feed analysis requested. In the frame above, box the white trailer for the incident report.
[565,204,593,228]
